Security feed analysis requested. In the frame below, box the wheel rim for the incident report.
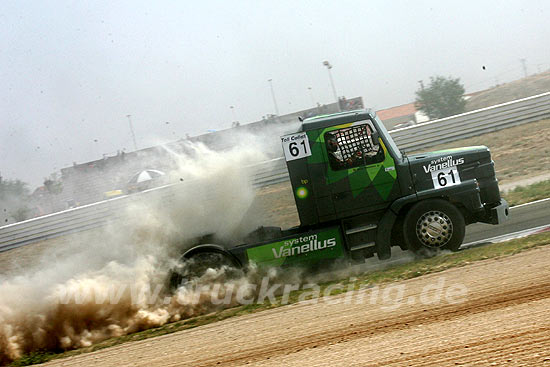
[415,210,453,248]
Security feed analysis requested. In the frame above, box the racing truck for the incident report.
[171,109,509,282]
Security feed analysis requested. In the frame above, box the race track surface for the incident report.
[42,246,550,367]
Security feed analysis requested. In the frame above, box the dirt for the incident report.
[246,182,299,230]
[0,234,69,277]
[39,246,550,367]
[465,70,550,112]
[416,118,550,184]
[2,118,549,365]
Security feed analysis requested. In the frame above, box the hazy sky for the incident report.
[2,0,550,187]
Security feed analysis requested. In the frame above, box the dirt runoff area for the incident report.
[418,118,550,184]
[42,246,550,367]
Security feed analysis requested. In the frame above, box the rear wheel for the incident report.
[403,199,465,256]
[169,251,240,290]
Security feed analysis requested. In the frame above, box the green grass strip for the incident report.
[502,179,550,206]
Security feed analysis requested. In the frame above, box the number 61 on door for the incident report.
[281,132,312,162]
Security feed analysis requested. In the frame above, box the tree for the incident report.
[0,176,31,222]
[415,76,467,119]
[0,177,29,198]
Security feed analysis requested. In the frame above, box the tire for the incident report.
[391,215,408,251]
[168,251,240,290]
[403,199,465,256]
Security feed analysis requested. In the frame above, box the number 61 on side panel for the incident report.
[431,167,461,189]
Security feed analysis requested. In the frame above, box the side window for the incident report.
[324,122,384,171]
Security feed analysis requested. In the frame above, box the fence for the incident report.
[1,92,549,251]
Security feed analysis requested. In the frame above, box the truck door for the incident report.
[321,121,399,217]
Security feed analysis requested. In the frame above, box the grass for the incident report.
[502,179,550,206]
[465,70,550,112]
[11,230,550,366]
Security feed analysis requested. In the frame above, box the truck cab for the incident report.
[281,109,508,259]
[285,109,406,226]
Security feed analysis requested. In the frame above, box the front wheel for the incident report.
[403,199,465,256]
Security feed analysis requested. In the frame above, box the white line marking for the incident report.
[463,224,550,248]
[510,197,550,209]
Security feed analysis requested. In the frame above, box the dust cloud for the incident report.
[0,126,416,364]
[0,136,279,363]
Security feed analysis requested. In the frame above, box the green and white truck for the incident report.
[171,109,509,282]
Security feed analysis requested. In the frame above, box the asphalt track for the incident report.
[463,198,550,244]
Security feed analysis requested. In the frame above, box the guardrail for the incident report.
[390,91,550,151]
[254,91,550,186]
[2,92,550,252]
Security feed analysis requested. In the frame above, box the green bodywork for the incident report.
[246,227,345,267]
[285,110,404,225]
[220,110,505,267]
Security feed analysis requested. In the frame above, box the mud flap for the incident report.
[375,210,395,260]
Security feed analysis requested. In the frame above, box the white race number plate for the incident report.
[431,166,461,189]
[281,132,312,161]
